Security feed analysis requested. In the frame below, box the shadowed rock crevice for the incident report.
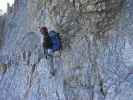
[0,15,6,48]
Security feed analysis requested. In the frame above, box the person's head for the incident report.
[40,27,48,35]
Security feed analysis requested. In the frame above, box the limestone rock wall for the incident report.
[0,0,133,100]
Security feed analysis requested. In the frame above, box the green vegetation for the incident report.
[0,63,8,74]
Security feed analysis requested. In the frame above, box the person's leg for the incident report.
[44,49,48,59]
[47,49,56,76]
[49,55,55,76]
[47,49,53,57]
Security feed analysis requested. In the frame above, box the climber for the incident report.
[40,26,62,76]
[40,26,62,58]
[40,26,53,58]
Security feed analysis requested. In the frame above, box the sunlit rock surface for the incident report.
[0,0,133,100]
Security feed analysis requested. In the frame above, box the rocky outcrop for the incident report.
[0,0,133,100]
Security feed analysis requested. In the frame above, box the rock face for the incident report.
[0,0,133,100]
[0,15,6,47]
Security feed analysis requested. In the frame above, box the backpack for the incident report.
[48,31,62,52]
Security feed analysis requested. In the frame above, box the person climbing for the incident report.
[40,26,62,76]
[40,26,62,57]
[40,26,53,58]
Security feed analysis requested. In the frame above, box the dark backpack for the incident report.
[48,31,62,52]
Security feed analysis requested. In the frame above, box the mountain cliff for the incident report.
[0,0,133,100]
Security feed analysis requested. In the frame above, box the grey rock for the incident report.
[0,0,133,100]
